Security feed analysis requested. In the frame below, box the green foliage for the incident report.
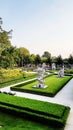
[35,54,41,65]
[0,109,63,130]
[0,69,36,87]
[64,69,73,74]
[0,46,17,68]
[18,47,30,56]
[0,18,12,55]
[0,68,23,82]
[30,54,36,64]
[42,51,51,58]
[11,75,72,97]
[0,32,11,51]
[56,55,63,65]
[68,54,73,64]
[0,94,70,127]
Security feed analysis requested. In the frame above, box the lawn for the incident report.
[0,94,70,129]
[11,75,72,97]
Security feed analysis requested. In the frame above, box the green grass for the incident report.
[0,111,63,130]
[0,94,65,118]
[0,94,70,129]
[11,75,72,97]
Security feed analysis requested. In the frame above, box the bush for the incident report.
[0,69,37,88]
[0,68,23,83]
[64,69,73,74]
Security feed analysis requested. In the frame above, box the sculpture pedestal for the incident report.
[33,84,47,89]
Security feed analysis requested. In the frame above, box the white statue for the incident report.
[58,66,64,77]
[52,63,56,70]
[36,66,45,88]
[33,63,47,88]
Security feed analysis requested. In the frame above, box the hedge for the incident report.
[0,94,70,127]
[11,75,72,97]
[0,74,36,88]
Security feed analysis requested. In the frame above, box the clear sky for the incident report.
[0,0,73,58]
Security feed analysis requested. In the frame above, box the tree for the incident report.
[42,51,51,64]
[42,51,51,58]
[0,46,16,68]
[0,18,12,55]
[30,54,36,64]
[68,54,73,64]
[18,47,30,56]
[35,54,41,65]
[17,47,30,67]
[56,55,63,66]
[0,17,3,32]
[46,57,52,66]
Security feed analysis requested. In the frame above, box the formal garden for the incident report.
[0,67,73,129]
[0,18,73,129]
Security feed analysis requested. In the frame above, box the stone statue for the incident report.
[36,65,45,88]
[33,63,47,88]
[52,63,56,70]
[58,65,64,77]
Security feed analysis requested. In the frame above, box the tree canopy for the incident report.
[0,18,12,55]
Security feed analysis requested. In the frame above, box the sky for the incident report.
[0,0,73,58]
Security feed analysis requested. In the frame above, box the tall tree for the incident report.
[46,57,52,65]
[56,55,63,65]
[17,47,30,67]
[35,54,41,65]
[30,54,36,64]
[0,46,16,68]
[42,51,51,58]
[0,18,12,55]
[68,54,73,64]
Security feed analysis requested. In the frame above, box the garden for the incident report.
[0,68,72,129]
[0,17,73,130]
[11,74,72,97]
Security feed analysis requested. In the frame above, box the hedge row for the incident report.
[0,74,36,88]
[0,94,70,127]
[50,75,73,96]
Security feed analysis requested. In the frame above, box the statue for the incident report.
[52,63,56,70]
[33,63,47,88]
[58,66,64,77]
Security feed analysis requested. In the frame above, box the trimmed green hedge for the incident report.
[11,75,72,97]
[0,94,70,127]
[0,74,36,88]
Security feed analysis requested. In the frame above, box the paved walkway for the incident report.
[0,78,73,130]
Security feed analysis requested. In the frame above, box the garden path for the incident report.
[0,78,73,130]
